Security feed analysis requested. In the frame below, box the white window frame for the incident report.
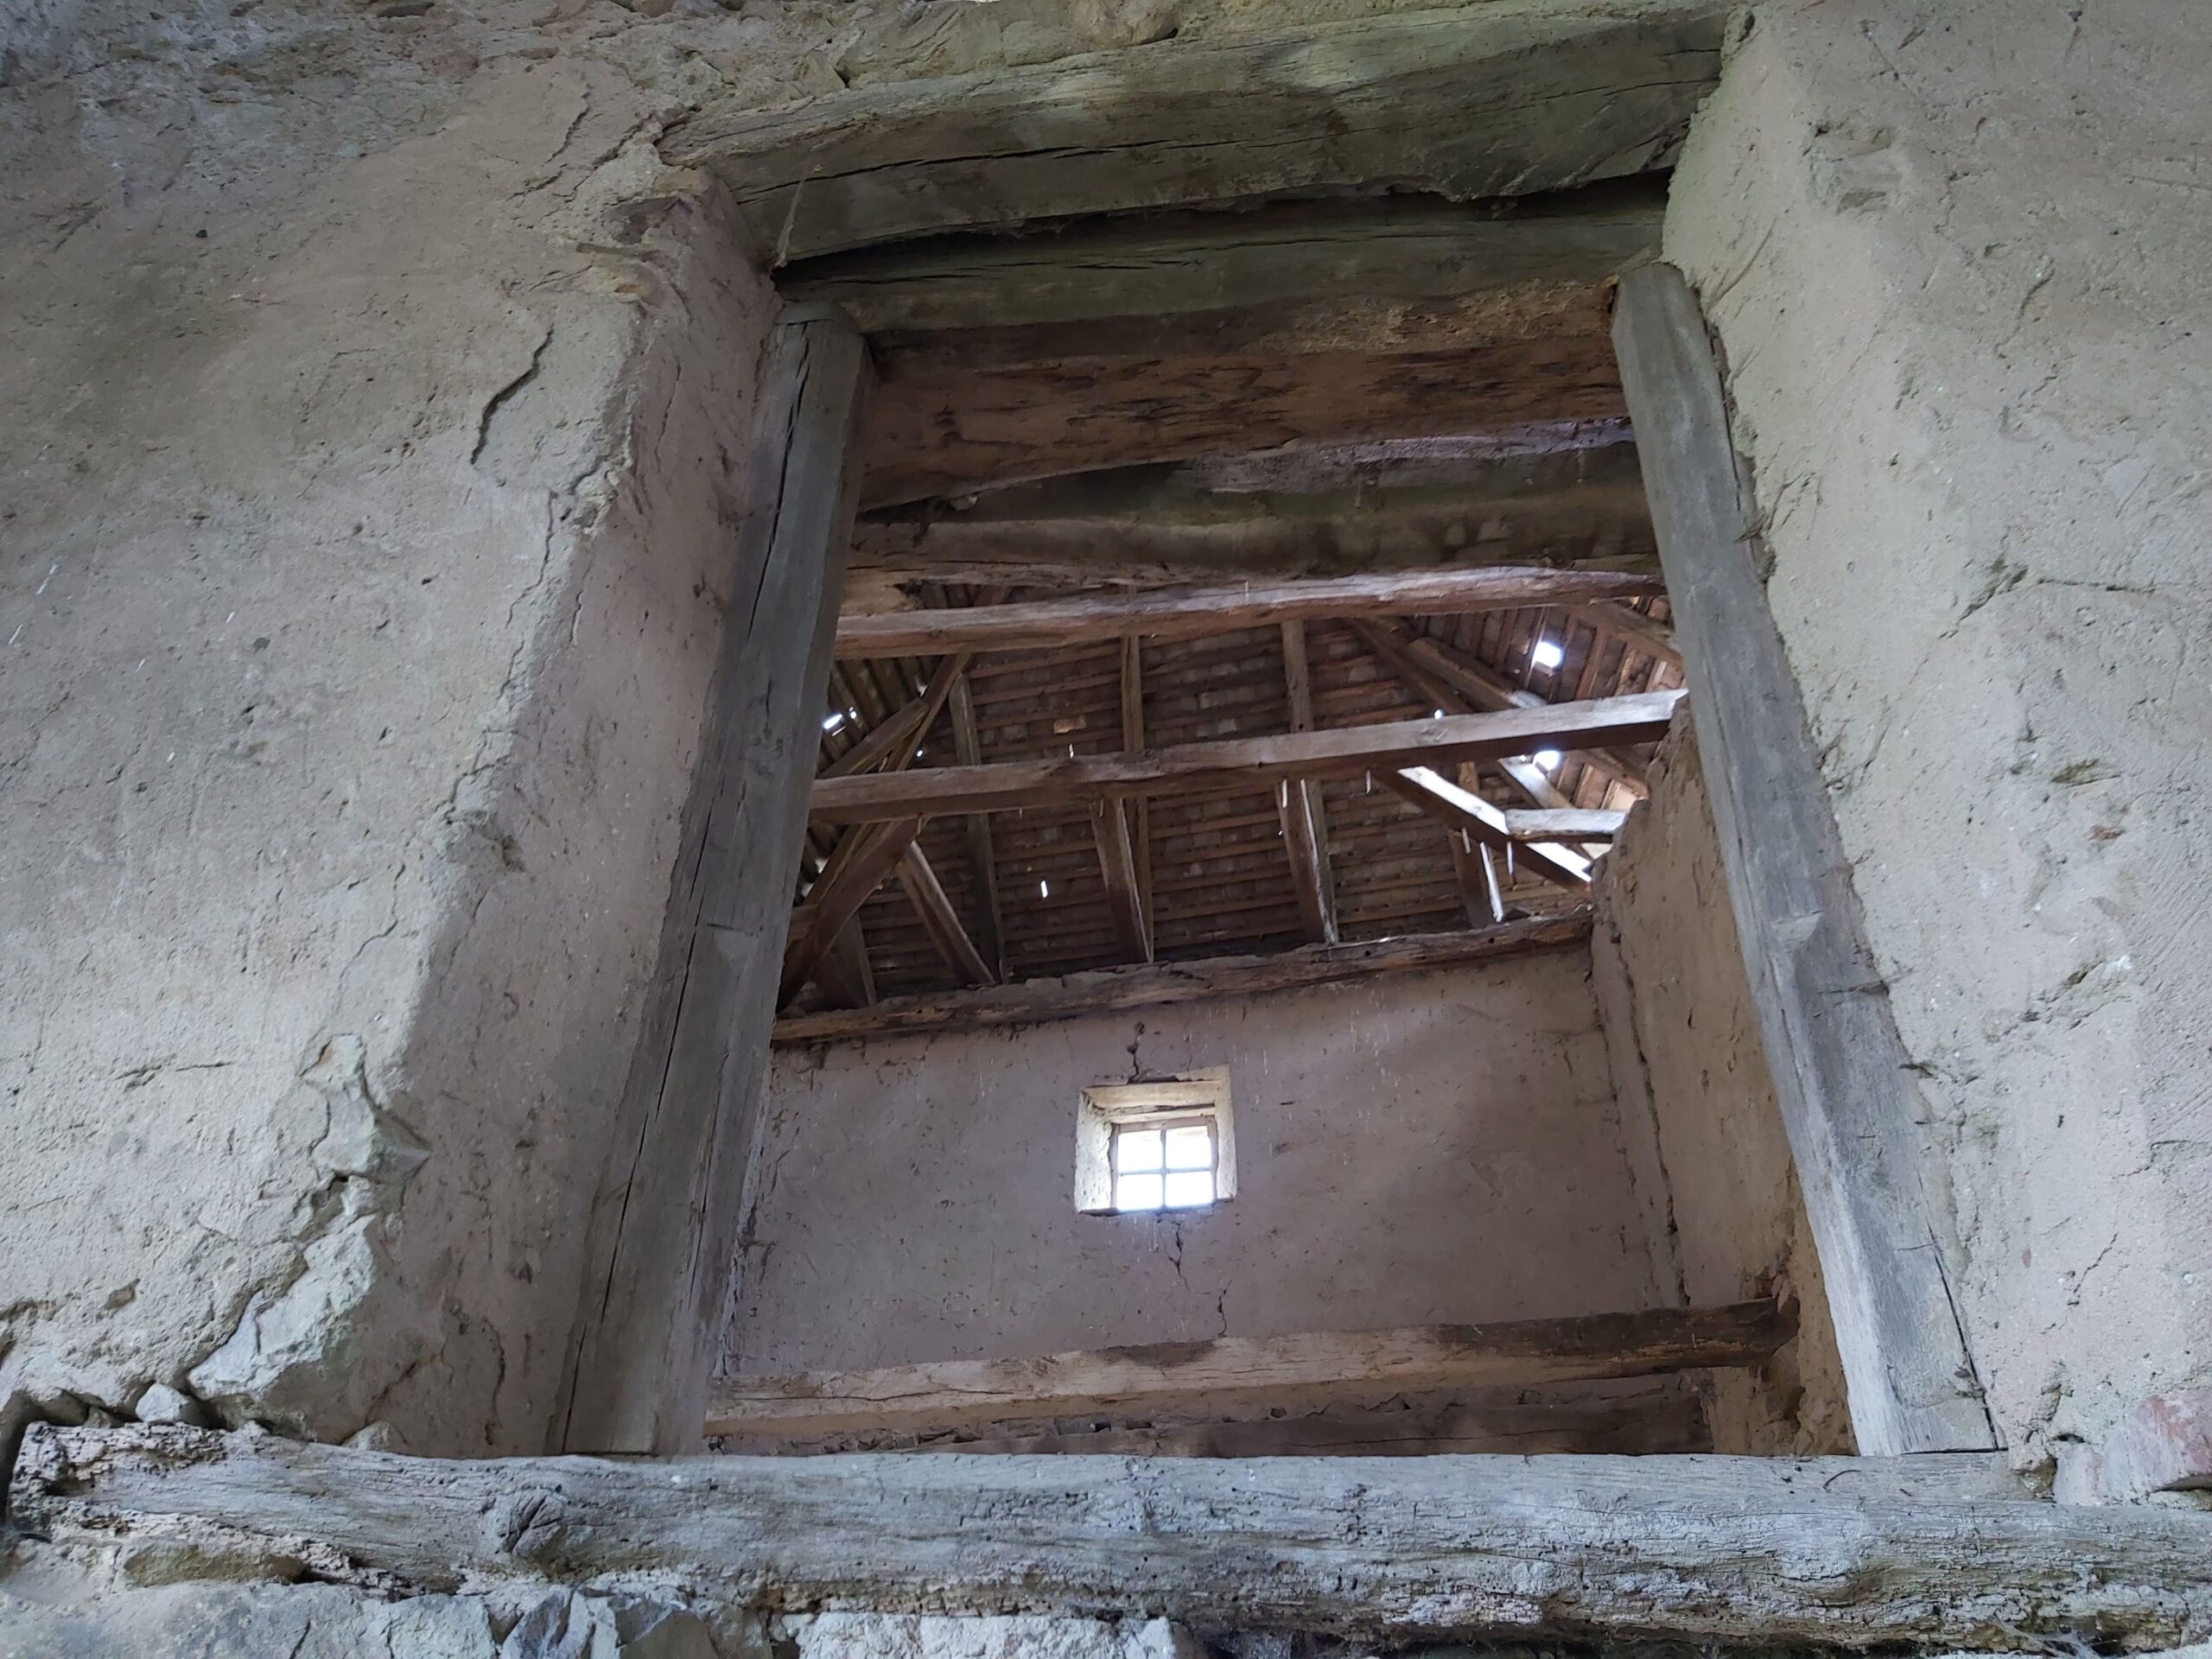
[1075,1068,1236,1215]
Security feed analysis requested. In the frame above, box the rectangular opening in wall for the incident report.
[1076,1069,1236,1215]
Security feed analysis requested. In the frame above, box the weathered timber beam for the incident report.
[774,914,1591,1045]
[1090,798,1153,964]
[664,7,1726,262]
[560,314,871,1457]
[1613,264,1994,1454]
[1503,807,1626,842]
[810,694,1682,823]
[709,1300,1793,1440]
[862,334,1624,509]
[1382,767,1591,889]
[1278,620,1336,944]
[779,817,925,1007]
[1448,825,1504,926]
[946,673,1006,980]
[820,651,970,778]
[782,183,1663,338]
[25,1423,2212,1649]
[1572,599,1681,670]
[837,568,1657,658]
[894,842,995,988]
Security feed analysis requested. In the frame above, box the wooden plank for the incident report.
[664,6,1727,262]
[1090,798,1153,963]
[863,334,1624,508]
[946,673,1007,980]
[774,913,1591,1045]
[1503,807,1627,842]
[1381,766,1591,890]
[29,1424,2212,1650]
[709,1300,1793,1440]
[559,315,872,1456]
[1448,826,1503,926]
[894,842,995,987]
[1278,620,1337,945]
[810,693,1682,823]
[780,818,925,1007]
[783,183,1663,338]
[1611,263,1995,1455]
[1572,599,1682,670]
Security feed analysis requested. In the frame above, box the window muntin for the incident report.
[1109,1115,1217,1212]
[1075,1069,1236,1215]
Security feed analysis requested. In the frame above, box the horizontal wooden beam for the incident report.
[862,334,1625,509]
[707,1300,1793,1440]
[836,569,1661,657]
[810,692,1681,823]
[25,1424,2212,1648]
[783,185,1662,340]
[667,8,1726,263]
[1503,807,1628,842]
[774,914,1592,1045]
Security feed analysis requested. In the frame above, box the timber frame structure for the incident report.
[18,4,2209,1651]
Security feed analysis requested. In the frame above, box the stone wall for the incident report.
[1663,0,2212,1472]
[1592,724,1852,1454]
[730,949,1662,1377]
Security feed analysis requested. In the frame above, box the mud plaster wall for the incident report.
[1665,0,2212,1471]
[730,949,1660,1376]
[1591,723,1852,1455]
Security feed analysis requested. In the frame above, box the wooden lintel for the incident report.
[1381,766,1590,890]
[838,569,1658,658]
[709,1300,1794,1440]
[810,694,1682,823]
[664,8,1726,263]
[895,841,995,988]
[1612,263,1994,1454]
[1090,798,1154,964]
[29,1423,2212,1649]
[774,913,1591,1046]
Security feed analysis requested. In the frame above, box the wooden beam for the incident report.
[664,7,1726,262]
[709,1300,1793,1440]
[28,1424,2212,1649]
[838,569,1656,658]
[1090,798,1153,964]
[783,184,1663,340]
[774,915,1591,1045]
[1381,766,1591,890]
[1119,634,1153,952]
[894,841,995,988]
[779,818,925,1007]
[1448,827,1504,926]
[814,917,875,1011]
[1278,621,1337,945]
[810,694,1682,823]
[946,673,1006,981]
[820,650,970,779]
[862,334,1624,508]
[559,315,871,1456]
[1572,599,1682,670]
[1503,807,1627,842]
[1612,263,1994,1455]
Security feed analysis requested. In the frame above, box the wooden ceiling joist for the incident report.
[862,334,1625,509]
[664,7,1726,263]
[837,569,1661,657]
[809,693,1681,823]
[707,1298,1794,1440]
[774,913,1590,1046]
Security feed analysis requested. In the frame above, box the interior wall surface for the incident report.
[0,0,803,1458]
[1666,0,2212,1471]
[1592,724,1851,1455]
[730,948,1662,1377]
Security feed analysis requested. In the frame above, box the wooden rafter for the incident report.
[814,918,875,1011]
[821,650,972,778]
[1381,766,1591,891]
[1573,599,1682,671]
[1090,798,1153,963]
[708,1300,1794,1440]
[894,841,996,988]
[1119,634,1154,950]
[779,817,925,1007]
[837,569,1658,658]
[810,694,1681,823]
[1278,620,1337,944]
[945,672,1007,981]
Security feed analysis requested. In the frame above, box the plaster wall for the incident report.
[730,948,1662,1377]
[1592,723,1852,1455]
[1665,0,2212,1469]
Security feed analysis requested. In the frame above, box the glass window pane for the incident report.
[1116,1172,1164,1211]
[1163,1124,1212,1171]
[1115,1128,1163,1173]
[1163,1170,1214,1208]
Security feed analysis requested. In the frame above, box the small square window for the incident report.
[1077,1071,1236,1216]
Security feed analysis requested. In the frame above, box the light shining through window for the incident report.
[1531,638,1565,670]
[1535,749,1563,771]
[1111,1119,1217,1212]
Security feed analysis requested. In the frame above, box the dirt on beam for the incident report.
[18,1424,2212,1649]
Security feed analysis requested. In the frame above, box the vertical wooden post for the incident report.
[1278,621,1337,944]
[557,312,873,1454]
[1611,264,1993,1456]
